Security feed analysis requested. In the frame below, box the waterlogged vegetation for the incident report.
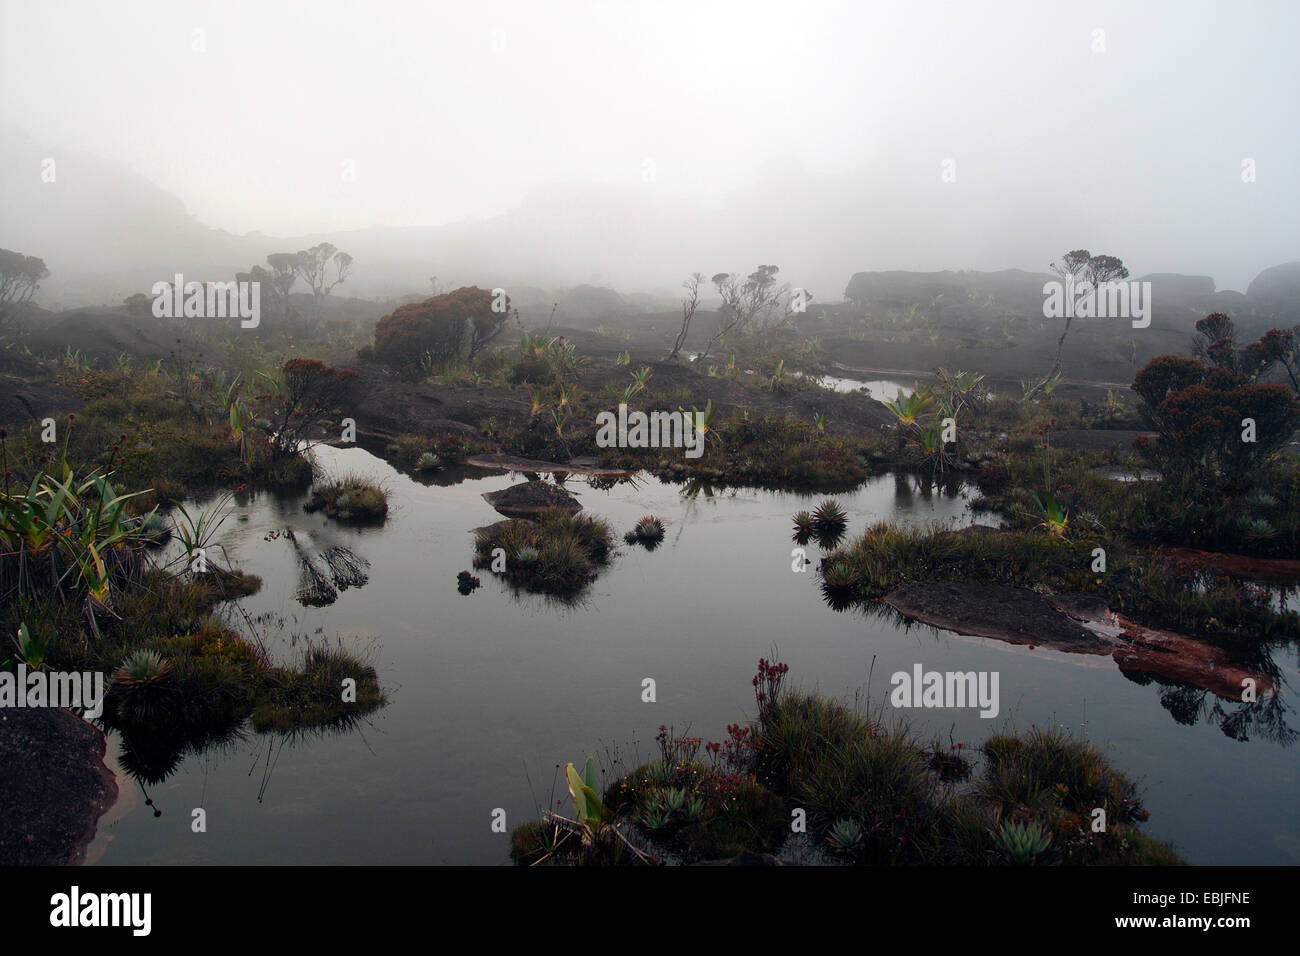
[822,523,1297,651]
[510,659,1182,866]
[473,509,615,595]
[5,277,1299,866]
[304,473,390,523]
[1,326,389,811]
[623,515,666,549]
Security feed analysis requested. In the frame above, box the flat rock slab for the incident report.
[884,582,1109,654]
[883,580,1271,700]
[0,708,118,865]
[467,454,633,478]
[482,480,582,518]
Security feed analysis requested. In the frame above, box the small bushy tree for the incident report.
[1132,348,1300,495]
[0,247,49,333]
[372,286,507,371]
[259,358,359,457]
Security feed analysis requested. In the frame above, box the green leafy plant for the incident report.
[826,818,864,856]
[995,820,1053,865]
[1030,491,1069,537]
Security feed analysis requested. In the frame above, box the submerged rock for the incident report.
[482,480,582,518]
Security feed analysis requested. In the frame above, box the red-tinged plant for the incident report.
[261,358,359,457]
[1132,350,1300,495]
[753,657,789,713]
[372,286,512,372]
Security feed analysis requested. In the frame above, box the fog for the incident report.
[2,0,1298,301]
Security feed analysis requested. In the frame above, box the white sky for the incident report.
[2,0,1297,291]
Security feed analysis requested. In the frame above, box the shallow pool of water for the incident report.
[88,447,1299,865]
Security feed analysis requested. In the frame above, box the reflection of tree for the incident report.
[285,528,370,606]
[856,599,1297,744]
[682,479,716,501]
[105,714,247,787]
[1214,692,1296,745]
[1120,671,1296,745]
[1156,682,1208,726]
[584,473,641,493]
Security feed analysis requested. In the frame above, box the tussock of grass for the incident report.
[602,415,873,492]
[827,522,1298,648]
[754,686,1182,866]
[6,566,385,781]
[252,641,385,732]
[305,473,389,522]
[473,508,613,594]
[510,661,1184,866]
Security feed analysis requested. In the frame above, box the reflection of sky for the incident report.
[89,447,1300,866]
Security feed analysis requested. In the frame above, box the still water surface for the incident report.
[89,446,1299,865]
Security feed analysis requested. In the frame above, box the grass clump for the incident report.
[747,659,1181,866]
[602,414,873,492]
[507,658,1183,866]
[305,473,389,523]
[384,432,479,469]
[824,521,1298,649]
[623,515,666,548]
[252,640,385,733]
[473,508,614,595]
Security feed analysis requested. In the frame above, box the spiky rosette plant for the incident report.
[791,511,815,543]
[812,499,848,535]
[821,558,859,590]
[635,516,665,542]
[624,515,666,548]
[111,649,178,723]
[826,818,865,857]
[996,819,1053,865]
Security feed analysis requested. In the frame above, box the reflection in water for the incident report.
[1124,673,1297,745]
[96,449,1299,865]
[103,711,248,788]
[278,527,370,607]
[851,597,1296,742]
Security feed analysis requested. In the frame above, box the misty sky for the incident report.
[2,0,1298,293]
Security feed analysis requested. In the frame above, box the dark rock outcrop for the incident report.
[0,351,83,427]
[1246,262,1300,303]
[0,708,118,865]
